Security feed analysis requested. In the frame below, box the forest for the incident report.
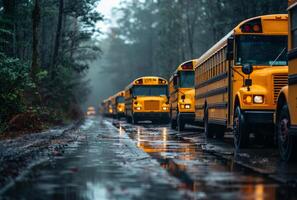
[0,0,102,133]
[0,0,288,133]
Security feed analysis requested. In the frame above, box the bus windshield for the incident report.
[179,71,194,88]
[236,35,287,66]
[116,96,124,103]
[132,85,168,96]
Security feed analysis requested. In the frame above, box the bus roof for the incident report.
[125,76,168,90]
[170,59,198,81]
[234,14,288,35]
[194,14,288,69]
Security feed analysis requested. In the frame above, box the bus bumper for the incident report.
[179,112,195,123]
[289,125,297,136]
[133,112,170,121]
[243,110,274,124]
[117,112,125,118]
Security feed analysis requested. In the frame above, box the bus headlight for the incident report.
[253,95,264,104]
[185,104,191,109]
[134,106,142,111]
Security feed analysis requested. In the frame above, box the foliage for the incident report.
[0,0,103,133]
[0,53,32,123]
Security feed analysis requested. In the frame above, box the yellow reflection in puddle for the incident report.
[255,184,264,200]
[119,125,124,136]
[162,128,168,149]
[137,127,141,148]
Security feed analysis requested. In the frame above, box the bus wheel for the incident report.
[132,115,138,125]
[204,108,214,138]
[171,119,177,129]
[215,126,225,140]
[126,116,132,123]
[277,104,297,162]
[233,106,249,151]
[177,114,185,132]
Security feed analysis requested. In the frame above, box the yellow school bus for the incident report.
[124,76,170,124]
[111,91,126,119]
[169,60,197,131]
[276,1,297,161]
[102,98,114,117]
[194,14,288,150]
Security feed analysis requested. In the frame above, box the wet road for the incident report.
[1,116,297,200]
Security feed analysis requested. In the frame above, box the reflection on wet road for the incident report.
[119,120,296,200]
[1,117,297,200]
[1,118,189,200]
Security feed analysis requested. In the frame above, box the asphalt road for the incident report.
[1,116,297,200]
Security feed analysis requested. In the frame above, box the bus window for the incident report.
[236,35,287,66]
[116,96,124,103]
[179,71,194,88]
[133,85,168,96]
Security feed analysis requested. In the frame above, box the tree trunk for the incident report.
[2,0,16,57]
[31,0,41,81]
[51,0,64,79]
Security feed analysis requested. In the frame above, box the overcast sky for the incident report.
[96,0,121,35]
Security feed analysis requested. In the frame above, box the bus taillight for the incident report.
[240,18,262,33]
[181,61,193,70]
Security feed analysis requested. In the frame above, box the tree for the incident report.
[31,0,41,81]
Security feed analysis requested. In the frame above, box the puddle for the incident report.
[121,121,297,199]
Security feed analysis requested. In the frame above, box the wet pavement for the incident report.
[1,116,297,199]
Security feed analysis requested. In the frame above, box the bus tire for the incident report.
[171,119,177,129]
[233,106,249,150]
[132,115,138,125]
[126,116,132,123]
[215,126,225,140]
[177,114,185,132]
[277,104,297,162]
[204,107,214,138]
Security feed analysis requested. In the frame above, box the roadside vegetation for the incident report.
[0,0,102,135]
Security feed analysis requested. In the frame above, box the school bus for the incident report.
[169,60,197,131]
[124,76,170,124]
[102,98,114,117]
[275,2,297,161]
[194,14,288,150]
[111,91,126,119]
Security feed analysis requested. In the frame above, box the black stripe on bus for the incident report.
[195,102,227,110]
[289,74,297,85]
[195,73,228,89]
[208,102,228,109]
[288,48,297,60]
[208,119,227,126]
[196,87,228,99]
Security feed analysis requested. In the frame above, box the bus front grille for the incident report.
[273,74,288,103]
[144,100,160,111]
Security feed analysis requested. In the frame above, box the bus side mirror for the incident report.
[226,37,234,61]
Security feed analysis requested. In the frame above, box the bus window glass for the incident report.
[179,71,194,88]
[132,85,168,96]
[236,35,288,66]
[116,96,124,103]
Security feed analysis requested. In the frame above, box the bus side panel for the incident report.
[195,47,229,126]
[169,80,178,120]
[125,90,133,118]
